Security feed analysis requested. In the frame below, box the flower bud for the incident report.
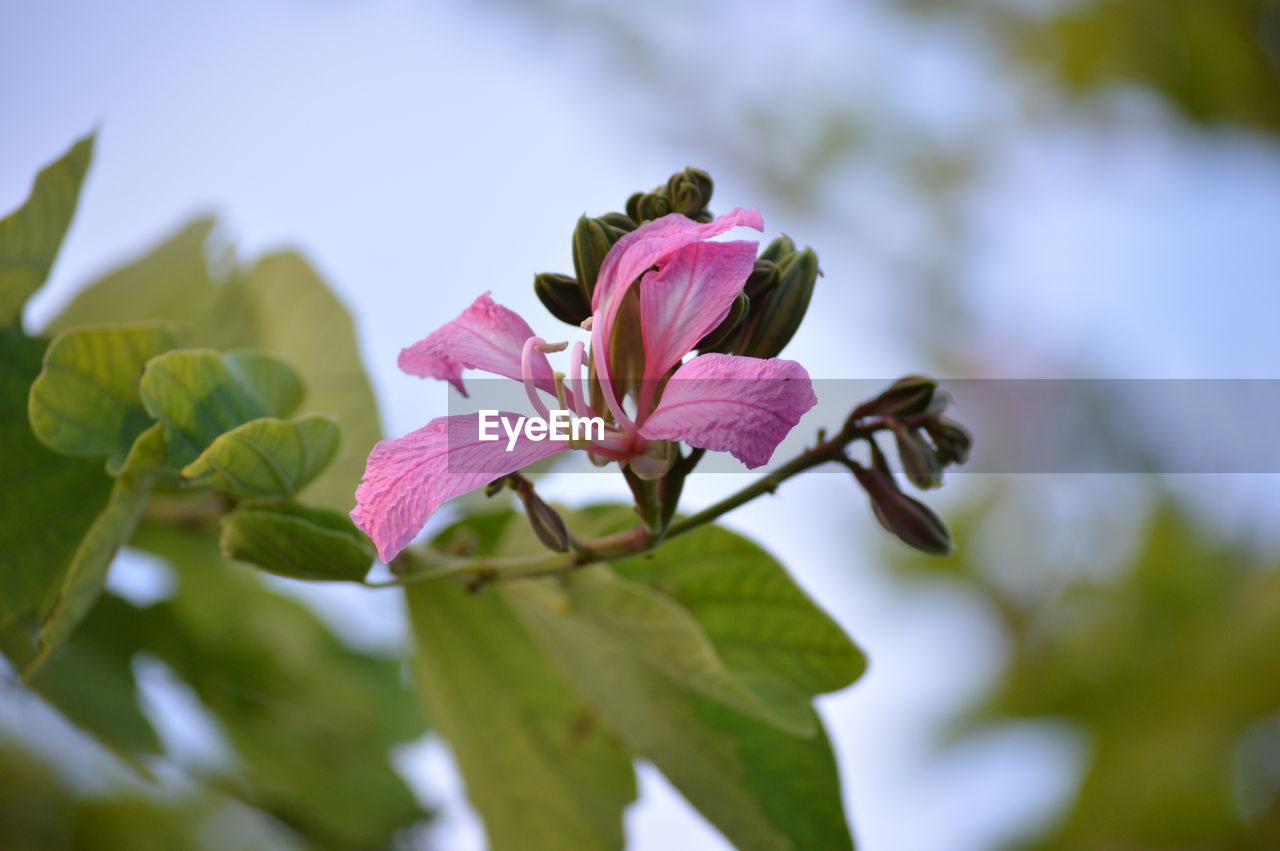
[696,291,750,353]
[598,212,638,232]
[572,215,623,298]
[637,192,671,222]
[666,167,714,216]
[890,421,943,490]
[735,247,819,359]
[849,462,954,555]
[534,273,592,326]
[743,259,780,298]
[514,478,571,553]
[854,375,938,419]
[925,417,973,466]
[758,234,795,264]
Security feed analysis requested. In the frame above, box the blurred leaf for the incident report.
[137,348,299,468]
[1021,0,1280,133]
[28,324,180,464]
[220,501,374,582]
[182,415,339,498]
[132,524,428,848]
[1,594,161,764]
[44,218,227,340]
[0,327,112,629]
[0,134,93,325]
[105,422,169,477]
[44,226,382,513]
[227,253,382,512]
[222,349,304,419]
[405,514,636,851]
[28,473,153,673]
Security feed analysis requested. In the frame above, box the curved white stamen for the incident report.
[591,320,637,434]
[520,337,552,421]
[568,341,591,419]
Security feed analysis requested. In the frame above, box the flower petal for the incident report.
[640,238,758,378]
[639,353,817,469]
[592,208,764,314]
[397,292,555,396]
[351,413,567,562]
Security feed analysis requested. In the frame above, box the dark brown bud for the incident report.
[890,421,943,490]
[849,462,954,556]
[534,272,592,326]
[925,417,973,466]
[514,479,571,553]
[855,375,938,419]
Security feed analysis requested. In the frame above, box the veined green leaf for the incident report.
[507,577,853,851]
[0,134,93,324]
[220,501,373,581]
[137,348,301,468]
[27,323,180,464]
[182,415,339,498]
[106,422,170,477]
[404,515,636,851]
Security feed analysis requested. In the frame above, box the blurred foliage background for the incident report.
[3,0,1279,848]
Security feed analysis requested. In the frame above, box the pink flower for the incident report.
[352,209,818,562]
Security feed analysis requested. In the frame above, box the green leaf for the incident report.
[132,525,428,848]
[223,349,304,418]
[45,229,383,513]
[220,501,374,581]
[182,415,339,498]
[0,134,93,324]
[106,422,169,477]
[607,511,867,707]
[506,576,853,851]
[498,506,859,850]
[0,326,113,628]
[137,348,300,468]
[405,516,636,851]
[44,218,226,339]
[28,473,153,673]
[27,323,180,464]
[228,253,382,511]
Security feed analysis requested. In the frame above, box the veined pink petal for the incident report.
[397,292,555,397]
[640,238,758,379]
[592,208,764,314]
[639,353,817,469]
[351,413,567,562]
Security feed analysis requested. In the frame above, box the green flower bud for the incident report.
[854,375,938,419]
[637,192,671,222]
[625,191,645,223]
[598,211,638,232]
[849,462,954,556]
[758,234,795,264]
[534,272,592,326]
[890,421,943,490]
[572,215,623,298]
[666,167,714,216]
[925,417,973,466]
[736,247,819,359]
[743,259,780,298]
[697,291,750,353]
